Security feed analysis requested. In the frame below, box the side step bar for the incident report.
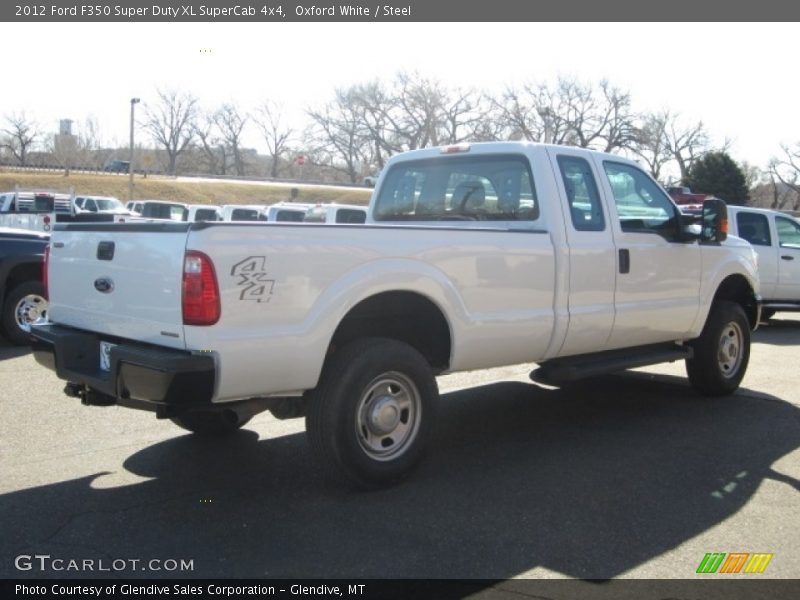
[531,342,693,386]
[761,302,800,312]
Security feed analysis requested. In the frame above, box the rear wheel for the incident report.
[686,301,750,396]
[306,338,437,488]
[170,409,250,436]
[2,281,48,346]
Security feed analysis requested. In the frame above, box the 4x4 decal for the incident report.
[231,256,274,302]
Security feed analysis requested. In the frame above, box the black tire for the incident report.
[306,338,437,489]
[1,280,48,346]
[686,301,750,396]
[170,409,250,436]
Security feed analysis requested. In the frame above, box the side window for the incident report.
[85,199,97,212]
[276,210,305,222]
[602,161,678,238]
[735,212,772,246]
[557,155,605,232]
[776,217,800,248]
[336,209,367,224]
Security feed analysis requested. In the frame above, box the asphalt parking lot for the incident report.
[1,316,798,583]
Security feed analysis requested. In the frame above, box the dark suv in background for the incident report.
[103,160,130,173]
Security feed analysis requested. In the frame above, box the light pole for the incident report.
[128,97,140,201]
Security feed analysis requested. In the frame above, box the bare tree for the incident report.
[493,77,637,152]
[768,143,800,210]
[142,89,198,175]
[351,73,495,173]
[213,103,248,176]
[738,160,763,192]
[661,113,710,184]
[252,101,293,178]
[193,112,231,175]
[631,112,673,180]
[306,87,372,183]
[2,112,39,165]
[439,86,491,144]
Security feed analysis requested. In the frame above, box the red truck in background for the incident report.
[667,186,710,215]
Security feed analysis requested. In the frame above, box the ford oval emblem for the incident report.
[94,277,114,293]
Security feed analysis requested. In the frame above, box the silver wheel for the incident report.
[717,321,743,379]
[355,372,421,462]
[14,293,47,333]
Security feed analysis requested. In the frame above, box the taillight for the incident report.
[42,245,50,298]
[182,251,220,326]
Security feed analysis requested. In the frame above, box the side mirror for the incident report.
[702,197,728,243]
[676,211,702,242]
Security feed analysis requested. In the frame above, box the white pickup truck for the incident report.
[726,205,800,318]
[0,190,72,233]
[31,142,761,488]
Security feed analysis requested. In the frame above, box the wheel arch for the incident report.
[2,259,43,302]
[711,273,760,330]
[328,290,453,373]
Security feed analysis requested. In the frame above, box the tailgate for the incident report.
[47,222,191,349]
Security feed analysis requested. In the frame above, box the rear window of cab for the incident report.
[373,154,538,222]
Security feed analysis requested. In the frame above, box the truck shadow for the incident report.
[0,340,31,360]
[754,316,800,346]
[1,373,798,580]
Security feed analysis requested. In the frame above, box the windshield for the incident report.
[373,154,538,222]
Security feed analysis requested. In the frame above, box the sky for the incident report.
[3,22,797,169]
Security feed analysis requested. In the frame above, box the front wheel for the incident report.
[2,280,48,345]
[306,338,438,488]
[686,301,750,396]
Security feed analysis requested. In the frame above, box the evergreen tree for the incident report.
[686,151,749,205]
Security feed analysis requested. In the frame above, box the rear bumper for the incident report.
[31,323,215,409]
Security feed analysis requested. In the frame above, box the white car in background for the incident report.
[363,171,381,187]
[220,204,267,222]
[727,205,800,319]
[303,203,367,224]
[187,204,221,222]
[263,202,314,222]
[74,195,130,215]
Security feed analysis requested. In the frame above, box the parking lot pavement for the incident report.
[0,316,798,581]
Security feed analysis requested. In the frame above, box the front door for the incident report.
[594,159,702,349]
[774,215,800,300]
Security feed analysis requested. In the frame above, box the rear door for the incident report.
[546,148,616,356]
[47,223,190,348]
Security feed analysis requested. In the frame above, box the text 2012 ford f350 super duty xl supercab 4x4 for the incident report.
[30,142,761,488]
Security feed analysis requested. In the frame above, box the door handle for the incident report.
[619,249,630,274]
[781,255,795,261]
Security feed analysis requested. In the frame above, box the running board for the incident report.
[530,343,693,386]
[762,302,800,312]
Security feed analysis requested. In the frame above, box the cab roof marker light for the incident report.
[441,143,471,154]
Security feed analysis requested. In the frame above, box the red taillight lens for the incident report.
[42,244,50,298]
[182,251,220,326]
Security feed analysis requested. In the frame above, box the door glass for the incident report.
[557,155,605,231]
[735,212,771,246]
[602,161,678,239]
[776,217,800,248]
